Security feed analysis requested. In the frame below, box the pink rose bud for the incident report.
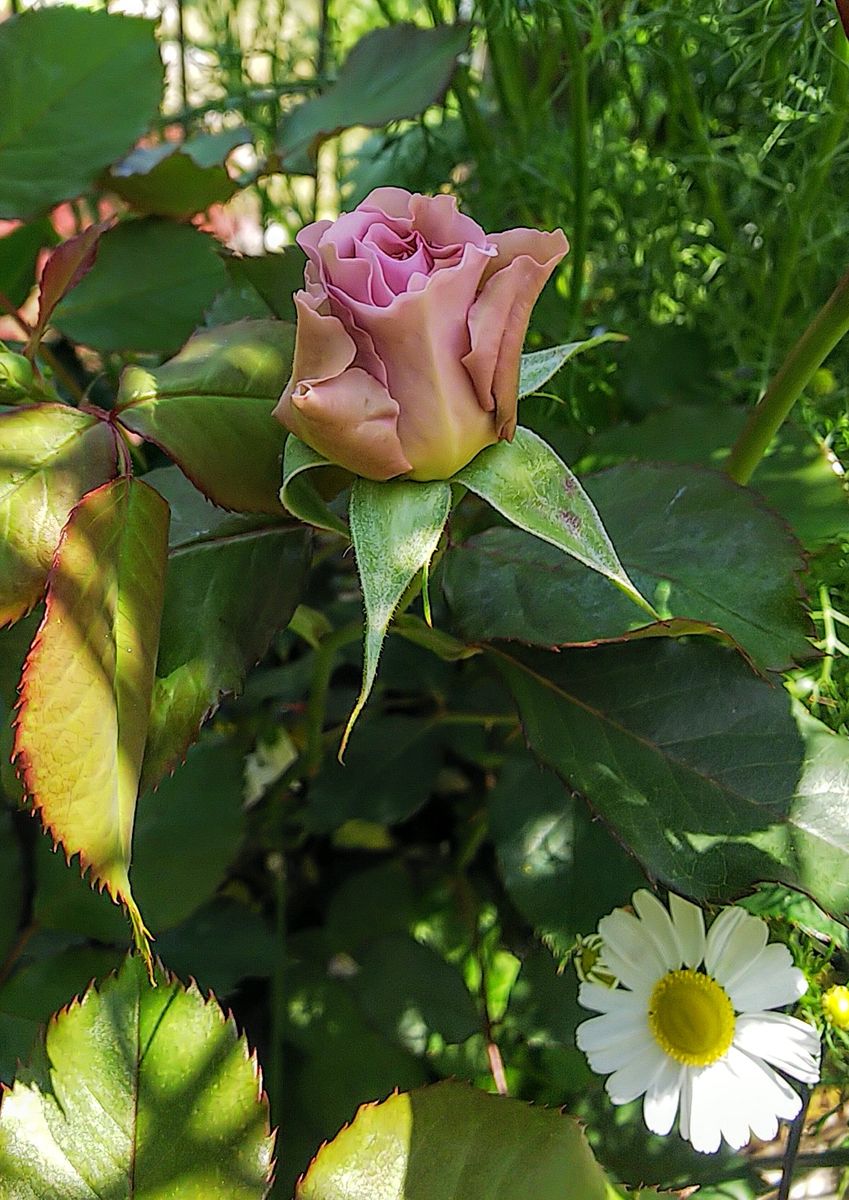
[273,188,568,481]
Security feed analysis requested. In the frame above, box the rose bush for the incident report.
[273,187,568,481]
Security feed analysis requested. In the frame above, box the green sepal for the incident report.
[455,426,656,618]
[343,477,451,756]
[518,332,626,398]
[280,434,351,536]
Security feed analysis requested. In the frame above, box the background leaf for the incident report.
[117,320,294,512]
[0,404,119,626]
[0,956,274,1197]
[278,23,468,171]
[495,638,849,915]
[444,462,813,672]
[14,477,169,954]
[52,219,228,354]
[0,219,55,308]
[297,1081,609,1200]
[518,334,626,398]
[0,8,161,218]
[140,467,308,789]
[104,129,250,218]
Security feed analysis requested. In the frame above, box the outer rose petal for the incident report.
[462,227,569,439]
[277,367,411,481]
[273,292,411,480]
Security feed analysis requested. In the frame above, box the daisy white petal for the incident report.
[599,909,667,989]
[668,893,705,968]
[606,1040,668,1105]
[643,1057,684,1136]
[733,1013,821,1084]
[709,912,768,992]
[704,906,752,975]
[578,982,646,1015]
[723,1045,801,1138]
[724,943,807,1011]
[579,1027,647,1075]
[633,890,682,971]
[687,1067,723,1154]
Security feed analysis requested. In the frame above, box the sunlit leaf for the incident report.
[14,477,169,962]
[0,956,274,1197]
[455,427,654,617]
[117,320,295,512]
[297,1081,609,1200]
[496,638,849,915]
[0,404,119,626]
[0,8,161,218]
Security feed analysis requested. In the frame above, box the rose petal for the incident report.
[276,366,411,481]
[287,291,356,384]
[462,228,568,437]
[409,191,490,251]
[359,186,415,219]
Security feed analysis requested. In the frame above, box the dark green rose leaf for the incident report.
[104,128,250,218]
[52,219,228,354]
[444,462,812,673]
[0,8,161,218]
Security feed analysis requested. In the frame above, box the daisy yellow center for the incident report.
[648,969,735,1066]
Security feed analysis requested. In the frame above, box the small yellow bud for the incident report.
[822,984,849,1030]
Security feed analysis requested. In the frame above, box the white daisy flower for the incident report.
[576,890,821,1154]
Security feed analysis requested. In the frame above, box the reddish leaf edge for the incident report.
[10,478,159,979]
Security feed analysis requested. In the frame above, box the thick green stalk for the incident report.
[559,1,588,327]
[726,262,849,484]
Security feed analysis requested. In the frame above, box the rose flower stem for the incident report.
[726,262,849,486]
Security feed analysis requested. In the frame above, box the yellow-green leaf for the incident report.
[0,403,119,625]
[14,477,168,963]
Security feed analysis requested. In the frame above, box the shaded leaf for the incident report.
[104,129,250,218]
[455,427,653,616]
[0,404,119,626]
[53,219,228,354]
[14,477,169,961]
[297,1081,608,1200]
[307,716,442,832]
[444,463,813,672]
[279,23,468,171]
[349,932,479,1051]
[0,219,55,308]
[140,469,308,790]
[518,333,626,398]
[344,478,451,753]
[496,638,849,916]
[579,405,848,550]
[0,956,274,1197]
[0,945,122,1024]
[281,434,350,535]
[0,8,161,218]
[227,246,308,323]
[489,757,644,942]
[0,811,24,964]
[117,320,295,512]
[154,897,277,996]
[29,223,107,352]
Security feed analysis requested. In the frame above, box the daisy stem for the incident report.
[776,1085,810,1200]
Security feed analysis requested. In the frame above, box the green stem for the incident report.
[268,846,287,1166]
[302,620,361,773]
[559,2,589,328]
[726,261,849,484]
